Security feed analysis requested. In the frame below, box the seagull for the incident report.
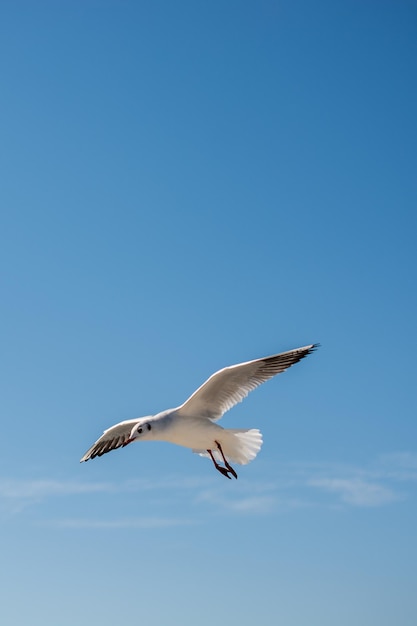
[80,344,318,479]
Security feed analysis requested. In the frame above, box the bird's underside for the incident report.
[80,343,319,478]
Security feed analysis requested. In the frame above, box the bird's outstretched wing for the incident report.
[176,344,319,422]
[80,418,141,462]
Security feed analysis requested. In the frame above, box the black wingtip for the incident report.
[302,343,320,358]
[297,343,319,361]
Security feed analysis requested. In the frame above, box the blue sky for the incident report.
[1,1,416,624]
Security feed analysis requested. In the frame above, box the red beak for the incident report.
[122,437,134,447]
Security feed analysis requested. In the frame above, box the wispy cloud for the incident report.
[0,477,118,519]
[1,451,416,524]
[226,495,276,514]
[0,474,210,520]
[0,474,210,502]
[197,487,277,515]
[376,452,417,482]
[0,478,115,499]
[307,477,401,507]
[280,452,417,508]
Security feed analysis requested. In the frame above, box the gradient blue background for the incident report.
[1,2,416,624]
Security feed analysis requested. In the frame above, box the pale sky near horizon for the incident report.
[1,2,416,625]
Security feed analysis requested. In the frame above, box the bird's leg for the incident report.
[215,441,238,479]
[207,449,232,479]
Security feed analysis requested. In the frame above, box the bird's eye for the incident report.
[147,423,152,431]
[138,427,143,434]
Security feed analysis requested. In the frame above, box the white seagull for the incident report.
[80,344,318,479]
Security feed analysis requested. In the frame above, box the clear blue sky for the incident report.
[1,1,416,624]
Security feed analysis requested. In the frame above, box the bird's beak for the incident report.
[122,437,134,447]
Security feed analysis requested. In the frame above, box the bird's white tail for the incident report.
[193,428,263,465]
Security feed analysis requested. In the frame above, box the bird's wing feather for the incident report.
[80,418,141,462]
[176,344,318,421]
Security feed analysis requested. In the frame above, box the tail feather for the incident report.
[193,428,263,465]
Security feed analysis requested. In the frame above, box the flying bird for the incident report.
[80,344,318,479]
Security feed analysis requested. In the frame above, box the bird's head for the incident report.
[125,418,154,445]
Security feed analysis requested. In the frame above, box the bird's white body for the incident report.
[145,409,262,464]
[80,344,318,478]
[151,410,224,449]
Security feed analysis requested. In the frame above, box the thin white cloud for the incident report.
[197,488,276,515]
[1,451,416,523]
[375,452,417,482]
[307,477,401,507]
[225,495,276,514]
[0,474,210,501]
[0,478,115,499]
[196,480,314,515]
[0,475,209,520]
[380,451,417,469]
